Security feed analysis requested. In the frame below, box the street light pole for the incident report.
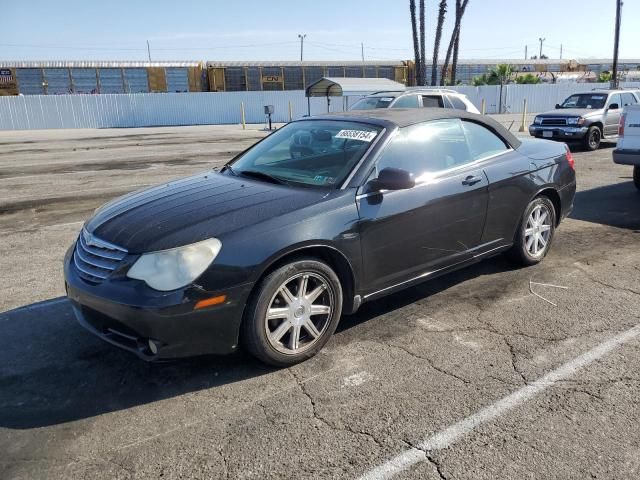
[611,0,622,88]
[298,34,307,62]
[146,40,151,62]
[538,37,545,59]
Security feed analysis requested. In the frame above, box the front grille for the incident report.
[73,229,128,283]
[541,118,567,126]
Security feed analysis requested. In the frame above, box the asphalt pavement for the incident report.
[0,123,639,480]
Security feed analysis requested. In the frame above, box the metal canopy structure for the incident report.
[304,77,406,115]
[305,77,406,98]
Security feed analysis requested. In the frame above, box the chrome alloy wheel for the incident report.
[265,272,334,355]
[524,204,552,257]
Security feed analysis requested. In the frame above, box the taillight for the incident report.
[619,112,626,137]
[565,145,575,170]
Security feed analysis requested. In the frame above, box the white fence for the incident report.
[446,82,640,114]
[1,83,639,130]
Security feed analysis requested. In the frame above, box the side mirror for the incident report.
[369,168,415,191]
[608,103,619,110]
[555,103,561,109]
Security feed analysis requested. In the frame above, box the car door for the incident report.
[604,93,622,136]
[356,118,489,293]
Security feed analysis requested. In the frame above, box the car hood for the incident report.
[84,172,329,253]
[538,108,601,117]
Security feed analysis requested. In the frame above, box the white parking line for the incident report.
[359,323,640,480]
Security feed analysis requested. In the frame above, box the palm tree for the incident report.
[431,0,448,86]
[409,0,421,86]
[441,0,469,86]
[490,64,513,113]
[450,26,460,84]
[419,0,427,85]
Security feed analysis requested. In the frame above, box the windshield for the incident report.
[226,120,382,188]
[560,93,607,109]
[350,96,395,110]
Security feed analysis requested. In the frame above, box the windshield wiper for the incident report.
[237,170,288,185]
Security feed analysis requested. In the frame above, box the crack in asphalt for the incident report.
[218,443,230,480]
[400,438,448,480]
[504,337,529,385]
[575,265,640,296]
[386,343,471,385]
[288,369,385,449]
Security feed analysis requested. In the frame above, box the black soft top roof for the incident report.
[308,108,522,148]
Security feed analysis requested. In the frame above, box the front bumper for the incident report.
[64,245,253,360]
[529,125,588,140]
[613,148,640,166]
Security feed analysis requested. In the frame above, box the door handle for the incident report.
[462,175,483,186]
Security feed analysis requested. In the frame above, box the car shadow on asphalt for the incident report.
[0,255,520,430]
[570,181,640,230]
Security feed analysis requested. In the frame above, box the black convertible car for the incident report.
[64,109,576,366]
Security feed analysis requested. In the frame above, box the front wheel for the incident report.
[634,165,640,190]
[582,126,601,151]
[508,196,557,266]
[241,259,343,367]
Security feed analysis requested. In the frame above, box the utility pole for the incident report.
[361,43,365,63]
[524,45,528,60]
[298,34,307,62]
[146,40,151,62]
[560,44,563,59]
[611,0,622,88]
[538,37,545,59]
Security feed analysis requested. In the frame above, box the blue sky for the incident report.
[4,0,638,61]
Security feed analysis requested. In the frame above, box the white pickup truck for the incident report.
[613,104,640,190]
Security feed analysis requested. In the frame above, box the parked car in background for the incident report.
[65,109,575,367]
[613,103,640,190]
[350,89,480,113]
[529,89,640,150]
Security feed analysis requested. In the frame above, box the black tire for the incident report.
[241,258,343,367]
[582,126,601,151]
[634,166,640,191]
[508,196,557,266]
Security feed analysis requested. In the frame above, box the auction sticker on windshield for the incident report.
[335,130,377,142]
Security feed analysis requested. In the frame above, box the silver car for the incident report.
[529,89,640,150]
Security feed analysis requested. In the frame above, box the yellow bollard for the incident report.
[519,99,528,132]
[241,102,246,130]
[288,101,293,122]
[481,98,486,115]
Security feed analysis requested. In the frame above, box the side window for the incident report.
[621,93,637,106]
[374,119,472,182]
[448,95,468,111]
[462,121,510,160]
[390,95,420,108]
[608,94,622,108]
[422,95,444,108]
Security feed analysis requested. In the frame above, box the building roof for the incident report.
[206,60,406,67]
[0,61,202,68]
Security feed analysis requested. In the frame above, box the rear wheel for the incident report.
[582,126,601,151]
[634,166,640,190]
[242,259,343,367]
[508,196,557,266]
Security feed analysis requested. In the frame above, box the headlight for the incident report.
[566,117,585,126]
[127,238,222,291]
[534,116,542,125]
